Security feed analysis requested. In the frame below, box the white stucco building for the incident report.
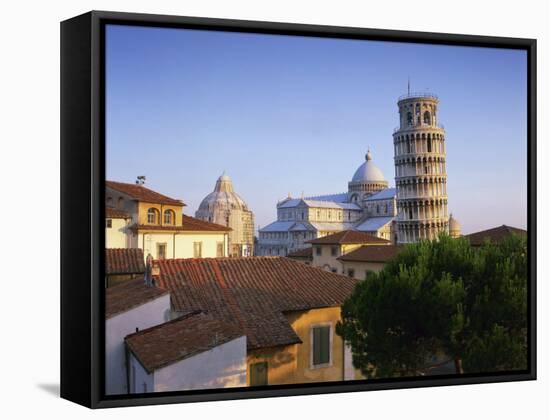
[125,312,247,393]
[105,279,171,395]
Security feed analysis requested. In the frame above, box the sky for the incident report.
[105,24,527,235]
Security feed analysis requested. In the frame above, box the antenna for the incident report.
[407,77,410,95]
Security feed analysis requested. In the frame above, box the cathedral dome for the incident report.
[351,150,386,183]
[197,173,250,212]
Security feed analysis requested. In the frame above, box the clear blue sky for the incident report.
[106,24,527,235]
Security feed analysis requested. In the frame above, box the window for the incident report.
[147,208,159,224]
[250,362,268,386]
[407,112,413,125]
[427,138,432,152]
[106,196,113,207]
[163,209,174,225]
[117,197,124,209]
[331,268,337,273]
[193,242,202,258]
[424,111,431,125]
[106,219,112,228]
[347,269,355,278]
[316,246,322,256]
[157,243,167,260]
[311,325,331,367]
[216,241,224,257]
[330,246,338,257]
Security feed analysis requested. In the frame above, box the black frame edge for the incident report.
[60,11,94,408]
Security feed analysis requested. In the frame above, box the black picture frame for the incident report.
[60,10,537,409]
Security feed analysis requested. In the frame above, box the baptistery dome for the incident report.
[196,173,255,257]
[197,173,250,213]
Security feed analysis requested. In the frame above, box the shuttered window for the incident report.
[312,326,331,366]
[250,362,268,386]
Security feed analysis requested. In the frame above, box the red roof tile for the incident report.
[106,278,169,319]
[286,247,313,259]
[106,248,145,275]
[106,180,185,206]
[125,312,244,373]
[307,230,390,245]
[155,257,358,350]
[106,207,131,219]
[337,245,403,263]
[465,225,527,246]
[131,214,231,233]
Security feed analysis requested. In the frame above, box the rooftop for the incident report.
[106,180,185,206]
[365,188,397,201]
[105,207,131,219]
[132,214,232,232]
[105,248,145,275]
[465,225,527,246]
[155,257,357,350]
[337,245,403,263]
[106,279,168,319]
[307,230,391,245]
[286,247,313,259]
[125,311,244,373]
[354,216,395,232]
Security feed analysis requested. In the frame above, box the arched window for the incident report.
[147,208,159,224]
[163,209,175,225]
[423,111,431,125]
[117,197,124,209]
[406,112,413,125]
[427,138,432,152]
[106,196,113,207]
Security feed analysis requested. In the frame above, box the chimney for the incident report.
[144,253,153,287]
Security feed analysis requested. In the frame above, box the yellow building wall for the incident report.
[246,306,366,386]
[106,218,128,248]
[138,231,228,259]
[137,202,184,226]
[311,244,363,274]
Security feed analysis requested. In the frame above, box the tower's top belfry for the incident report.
[397,92,439,131]
[393,91,449,244]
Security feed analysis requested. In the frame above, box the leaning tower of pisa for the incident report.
[393,92,449,244]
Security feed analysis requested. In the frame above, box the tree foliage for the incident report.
[336,234,527,378]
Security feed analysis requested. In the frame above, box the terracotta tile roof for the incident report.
[106,278,168,319]
[105,207,131,219]
[465,225,527,246]
[155,257,358,350]
[106,248,145,275]
[131,215,232,233]
[125,312,244,373]
[286,247,313,259]
[307,230,391,245]
[337,245,403,263]
[106,180,185,206]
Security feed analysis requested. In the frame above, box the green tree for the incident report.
[336,234,527,378]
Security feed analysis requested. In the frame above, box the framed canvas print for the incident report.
[60,11,536,408]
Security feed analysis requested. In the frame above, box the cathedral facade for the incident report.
[257,92,458,256]
[257,150,397,256]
